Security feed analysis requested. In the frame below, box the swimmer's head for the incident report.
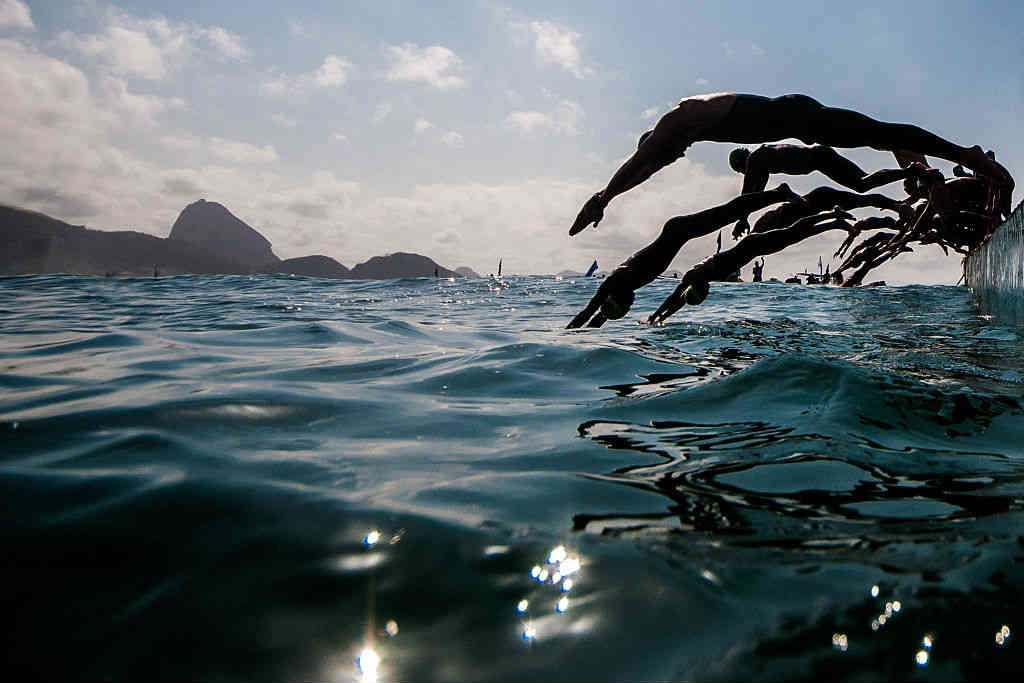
[637,130,654,150]
[728,147,751,173]
[683,280,710,306]
[600,289,635,320]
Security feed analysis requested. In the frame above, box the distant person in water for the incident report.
[566,184,799,328]
[569,93,1012,235]
[647,209,855,325]
[752,257,765,282]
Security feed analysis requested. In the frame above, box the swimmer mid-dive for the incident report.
[569,93,1012,236]
[647,209,855,325]
[566,185,800,328]
[730,144,910,195]
[746,185,913,237]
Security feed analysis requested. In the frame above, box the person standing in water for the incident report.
[752,257,765,282]
[569,93,1012,236]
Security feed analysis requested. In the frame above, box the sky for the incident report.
[1,0,1022,282]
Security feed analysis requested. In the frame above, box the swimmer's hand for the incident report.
[647,281,705,325]
[569,192,606,236]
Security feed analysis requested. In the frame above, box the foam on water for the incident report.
[2,274,1024,680]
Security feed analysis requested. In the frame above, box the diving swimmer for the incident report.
[566,185,800,328]
[647,209,856,325]
[569,93,1013,236]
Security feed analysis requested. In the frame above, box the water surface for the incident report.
[2,275,1023,680]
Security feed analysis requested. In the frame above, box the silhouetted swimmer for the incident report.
[748,186,911,236]
[566,185,799,328]
[730,144,910,195]
[834,215,900,259]
[647,209,854,324]
[752,257,765,282]
[569,93,1012,235]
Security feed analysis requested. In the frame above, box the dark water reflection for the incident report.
[2,276,1024,680]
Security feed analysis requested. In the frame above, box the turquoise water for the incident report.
[2,274,1023,681]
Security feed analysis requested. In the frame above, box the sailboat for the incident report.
[585,259,599,277]
[497,258,503,277]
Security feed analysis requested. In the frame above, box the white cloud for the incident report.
[641,106,660,120]
[260,54,352,96]
[208,138,279,164]
[312,55,352,87]
[512,20,592,79]
[0,0,34,30]
[696,77,710,86]
[287,19,309,38]
[414,118,434,134]
[505,98,583,136]
[201,26,248,61]
[331,132,348,142]
[440,131,464,147]
[722,41,765,59]
[384,43,466,90]
[371,102,392,123]
[271,113,297,128]
[0,37,182,220]
[59,10,247,81]
[159,133,201,152]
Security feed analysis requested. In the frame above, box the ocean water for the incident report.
[2,274,1024,681]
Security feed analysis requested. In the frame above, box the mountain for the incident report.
[168,199,278,268]
[264,255,351,279]
[350,252,459,279]
[455,266,480,278]
[0,204,245,276]
[1,201,465,280]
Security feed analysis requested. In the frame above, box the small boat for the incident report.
[585,259,599,277]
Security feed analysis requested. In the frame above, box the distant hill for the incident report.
[264,255,351,279]
[455,266,480,278]
[169,199,278,268]
[0,200,465,280]
[350,252,459,279]
[0,204,245,276]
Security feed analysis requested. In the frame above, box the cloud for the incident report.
[0,37,182,221]
[287,19,309,38]
[512,20,592,79]
[312,55,352,87]
[20,187,102,218]
[505,98,583,136]
[641,106,660,120]
[371,102,392,123]
[58,10,247,80]
[0,0,34,30]
[384,43,466,90]
[260,54,352,96]
[159,133,201,152]
[440,131,464,147]
[201,26,248,61]
[208,137,279,164]
[414,118,434,134]
[162,174,204,196]
[331,132,348,142]
[696,77,710,86]
[271,113,298,128]
[722,41,765,59]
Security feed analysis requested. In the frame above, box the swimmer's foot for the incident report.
[569,192,607,236]
[963,145,1014,193]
